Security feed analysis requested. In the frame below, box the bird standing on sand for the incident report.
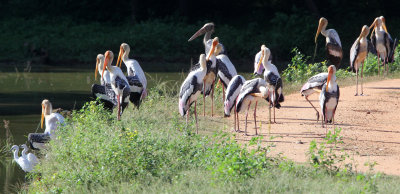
[224,75,246,132]
[315,17,343,69]
[300,72,328,121]
[179,54,208,133]
[350,25,370,96]
[320,65,340,134]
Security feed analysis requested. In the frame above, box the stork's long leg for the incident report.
[273,89,276,123]
[186,109,189,127]
[234,103,237,132]
[355,68,359,96]
[268,91,272,124]
[203,81,206,117]
[237,110,240,132]
[117,94,121,121]
[305,96,319,121]
[211,80,215,117]
[222,85,225,105]
[361,61,364,95]
[245,101,251,136]
[377,53,381,76]
[254,101,258,135]
[195,101,198,134]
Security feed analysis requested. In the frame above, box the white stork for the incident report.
[179,54,208,133]
[188,22,226,55]
[102,50,131,120]
[350,25,370,96]
[300,72,328,121]
[315,17,343,69]
[224,75,246,132]
[370,16,397,76]
[10,145,34,172]
[28,99,65,150]
[320,65,340,133]
[256,45,284,123]
[92,54,116,111]
[116,43,147,108]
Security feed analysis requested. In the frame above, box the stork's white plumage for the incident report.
[95,54,111,85]
[20,144,39,166]
[320,65,340,133]
[102,50,130,120]
[201,37,219,117]
[235,78,268,135]
[179,54,208,133]
[11,145,34,172]
[92,54,116,111]
[370,16,397,76]
[224,75,245,132]
[215,41,237,104]
[315,17,343,68]
[116,43,148,108]
[257,45,284,123]
[350,25,370,96]
[254,50,272,76]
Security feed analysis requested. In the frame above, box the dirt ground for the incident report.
[230,79,400,175]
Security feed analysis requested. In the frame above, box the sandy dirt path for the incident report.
[229,79,400,175]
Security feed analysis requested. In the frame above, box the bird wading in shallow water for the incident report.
[116,43,147,108]
[315,17,343,69]
[320,65,340,135]
[179,54,208,133]
[350,25,370,96]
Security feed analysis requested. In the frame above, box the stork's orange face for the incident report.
[207,37,219,60]
[102,51,112,80]
[326,65,335,92]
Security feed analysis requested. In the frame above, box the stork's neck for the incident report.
[262,55,272,70]
[122,50,130,63]
[203,31,212,46]
[98,61,104,74]
[21,147,27,157]
[44,105,52,116]
[320,23,328,37]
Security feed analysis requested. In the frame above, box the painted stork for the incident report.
[102,50,130,120]
[235,78,268,135]
[320,65,340,133]
[28,99,65,150]
[201,37,219,117]
[215,39,237,103]
[256,45,284,123]
[91,54,116,111]
[300,72,328,121]
[254,50,273,76]
[315,17,343,68]
[116,43,147,108]
[188,22,226,55]
[370,16,397,76]
[10,145,34,172]
[350,25,370,96]
[20,144,39,166]
[179,54,208,133]
[224,75,246,132]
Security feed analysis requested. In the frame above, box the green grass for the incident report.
[22,76,400,193]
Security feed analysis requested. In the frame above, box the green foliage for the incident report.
[282,48,326,82]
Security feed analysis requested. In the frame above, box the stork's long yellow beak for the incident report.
[41,105,45,129]
[95,58,99,81]
[116,47,123,68]
[382,22,388,33]
[102,54,109,80]
[315,22,323,43]
[257,51,264,73]
[207,38,219,60]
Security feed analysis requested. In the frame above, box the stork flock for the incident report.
[10,16,397,173]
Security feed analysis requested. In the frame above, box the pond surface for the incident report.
[0,70,187,192]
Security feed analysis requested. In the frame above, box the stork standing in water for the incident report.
[102,50,130,120]
[91,54,117,111]
[10,145,34,172]
[179,54,208,133]
[350,25,370,96]
[28,99,65,150]
[370,16,397,76]
[224,75,246,132]
[235,78,268,135]
[201,37,219,117]
[300,72,328,121]
[315,17,343,69]
[256,45,284,123]
[320,65,340,134]
[20,144,39,166]
[188,22,226,55]
[116,43,147,108]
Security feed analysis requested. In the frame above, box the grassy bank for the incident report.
[22,75,400,193]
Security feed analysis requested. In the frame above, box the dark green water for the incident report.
[0,71,186,192]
